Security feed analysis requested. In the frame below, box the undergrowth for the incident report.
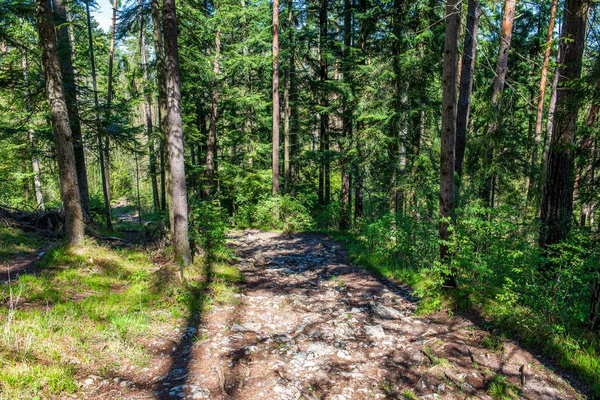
[0,229,240,399]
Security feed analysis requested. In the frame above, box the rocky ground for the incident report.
[81,230,584,399]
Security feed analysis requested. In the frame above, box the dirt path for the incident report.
[84,230,584,399]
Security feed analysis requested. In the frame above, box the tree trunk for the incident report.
[455,0,479,186]
[163,0,192,267]
[53,0,90,216]
[283,0,293,194]
[85,0,112,230]
[104,0,119,214]
[539,0,588,249]
[318,0,329,205]
[339,0,352,230]
[28,129,45,211]
[528,0,558,203]
[140,0,160,211]
[439,0,461,287]
[481,0,515,206]
[272,0,280,195]
[205,28,220,200]
[152,0,173,228]
[35,0,84,246]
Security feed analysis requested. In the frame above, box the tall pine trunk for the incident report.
[152,0,172,226]
[85,0,112,230]
[528,0,558,203]
[53,0,90,216]
[439,0,461,287]
[481,0,515,206]
[35,0,84,246]
[339,0,352,230]
[318,0,329,205]
[272,0,280,195]
[455,0,479,187]
[539,0,588,249]
[205,28,220,199]
[163,0,192,267]
[140,0,160,211]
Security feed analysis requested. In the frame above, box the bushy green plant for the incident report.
[189,201,229,255]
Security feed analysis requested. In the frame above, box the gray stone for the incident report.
[365,324,385,338]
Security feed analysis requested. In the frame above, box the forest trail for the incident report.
[84,230,583,399]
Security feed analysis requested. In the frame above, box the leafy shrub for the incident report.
[189,201,229,256]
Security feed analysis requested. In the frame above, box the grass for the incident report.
[0,226,45,261]
[329,229,600,397]
[0,229,240,399]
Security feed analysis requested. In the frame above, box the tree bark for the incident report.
[283,0,293,194]
[152,0,173,227]
[163,0,192,267]
[53,0,90,216]
[85,0,112,230]
[318,0,329,205]
[205,28,220,199]
[455,0,479,186]
[28,128,45,211]
[539,0,588,249]
[528,0,558,203]
[35,0,84,246]
[140,0,160,211]
[439,0,461,287]
[481,0,515,206]
[339,0,352,230]
[272,0,280,195]
[104,0,119,212]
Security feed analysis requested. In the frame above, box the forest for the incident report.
[0,0,599,398]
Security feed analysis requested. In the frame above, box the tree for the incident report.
[439,0,461,287]
[455,0,479,186]
[481,0,515,206]
[272,0,280,195]
[527,0,558,203]
[84,0,112,230]
[539,0,588,249]
[53,0,90,216]
[318,0,329,206]
[151,0,170,219]
[139,0,160,211]
[35,0,84,246]
[163,0,192,267]
[205,24,220,200]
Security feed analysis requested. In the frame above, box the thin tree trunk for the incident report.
[318,0,329,205]
[163,0,192,267]
[53,0,90,216]
[339,0,352,230]
[152,0,173,227]
[205,28,220,199]
[35,0,84,246]
[283,0,292,194]
[439,0,461,287]
[140,0,160,211]
[528,0,558,203]
[481,0,515,206]
[104,0,119,212]
[455,0,479,186]
[539,0,588,249]
[272,0,280,195]
[21,50,45,211]
[539,49,561,214]
[85,0,112,230]
[28,129,45,211]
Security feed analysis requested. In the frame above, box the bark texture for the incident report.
[455,0,479,184]
[272,0,280,195]
[163,0,192,266]
[539,0,588,248]
[35,0,84,246]
[53,0,90,215]
[439,0,461,287]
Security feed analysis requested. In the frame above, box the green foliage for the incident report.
[189,200,229,254]
[236,194,314,232]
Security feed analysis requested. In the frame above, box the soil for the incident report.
[79,230,585,399]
